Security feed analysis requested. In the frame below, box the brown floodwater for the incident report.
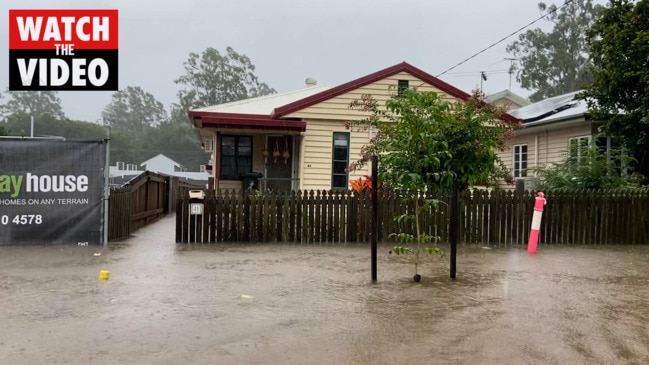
[1,216,648,364]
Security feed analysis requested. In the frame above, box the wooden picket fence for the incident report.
[108,172,203,241]
[176,189,649,245]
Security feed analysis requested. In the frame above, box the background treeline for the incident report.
[0,46,276,171]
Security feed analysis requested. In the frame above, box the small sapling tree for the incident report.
[348,87,518,281]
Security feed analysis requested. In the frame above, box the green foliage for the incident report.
[0,90,65,119]
[174,46,276,110]
[142,118,208,170]
[387,198,443,275]
[0,112,208,171]
[506,0,602,101]
[349,87,517,279]
[96,84,207,169]
[0,125,8,136]
[581,0,649,185]
[102,86,168,131]
[1,112,105,138]
[108,119,208,170]
[533,143,638,190]
[349,88,517,191]
[390,246,415,255]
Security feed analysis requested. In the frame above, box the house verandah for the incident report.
[201,127,304,193]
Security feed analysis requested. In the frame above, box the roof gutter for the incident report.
[517,114,593,135]
[201,116,306,131]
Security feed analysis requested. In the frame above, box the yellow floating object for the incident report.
[99,270,110,281]
[240,294,254,300]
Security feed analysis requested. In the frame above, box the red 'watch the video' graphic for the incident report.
[8,9,118,91]
[9,10,118,50]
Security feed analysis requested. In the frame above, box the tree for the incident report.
[102,86,168,132]
[1,112,106,138]
[349,88,518,281]
[0,125,8,136]
[108,129,148,165]
[141,118,209,171]
[0,90,65,119]
[581,0,649,184]
[174,46,276,110]
[506,0,603,101]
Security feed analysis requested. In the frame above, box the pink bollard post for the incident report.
[528,192,546,254]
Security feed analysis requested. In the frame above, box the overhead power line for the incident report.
[435,0,575,77]
[445,68,510,75]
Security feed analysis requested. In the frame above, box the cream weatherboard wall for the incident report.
[284,72,460,121]
[286,72,465,191]
[298,119,368,191]
[498,122,593,189]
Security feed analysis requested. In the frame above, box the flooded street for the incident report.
[1,216,649,364]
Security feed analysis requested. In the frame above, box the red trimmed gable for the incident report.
[272,62,475,118]
[188,62,519,127]
[271,62,519,124]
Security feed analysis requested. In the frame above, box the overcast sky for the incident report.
[2,0,560,122]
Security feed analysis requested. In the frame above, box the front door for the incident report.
[265,135,293,192]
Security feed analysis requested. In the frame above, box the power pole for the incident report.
[480,72,487,92]
[505,58,518,90]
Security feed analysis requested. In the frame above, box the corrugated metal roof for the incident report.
[509,91,582,121]
[191,84,332,115]
[529,99,589,124]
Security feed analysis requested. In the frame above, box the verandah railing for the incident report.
[176,189,649,245]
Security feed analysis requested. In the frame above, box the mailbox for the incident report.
[188,190,205,215]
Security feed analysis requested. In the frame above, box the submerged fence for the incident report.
[176,189,649,245]
[108,172,203,241]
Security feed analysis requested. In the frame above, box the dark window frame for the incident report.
[331,132,350,190]
[398,80,409,96]
[220,135,253,180]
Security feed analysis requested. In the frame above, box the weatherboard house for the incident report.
[188,62,518,193]
[498,90,620,190]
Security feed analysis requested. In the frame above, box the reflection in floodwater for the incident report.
[1,216,648,364]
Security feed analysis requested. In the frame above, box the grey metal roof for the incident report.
[191,84,332,115]
[509,91,582,122]
[530,99,589,124]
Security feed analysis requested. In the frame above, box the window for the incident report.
[332,132,350,190]
[398,80,409,96]
[513,144,527,178]
[596,135,626,174]
[568,136,591,161]
[220,135,252,179]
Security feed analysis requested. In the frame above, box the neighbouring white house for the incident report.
[140,154,188,174]
[486,90,531,111]
[498,90,619,190]
[188,62,519,194]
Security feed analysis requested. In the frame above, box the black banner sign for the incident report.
[0,140,107,246]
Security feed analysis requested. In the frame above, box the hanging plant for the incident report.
[273,140,281,163]
[282,138,290,164]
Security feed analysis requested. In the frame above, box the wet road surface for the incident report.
[1,216,649,364]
